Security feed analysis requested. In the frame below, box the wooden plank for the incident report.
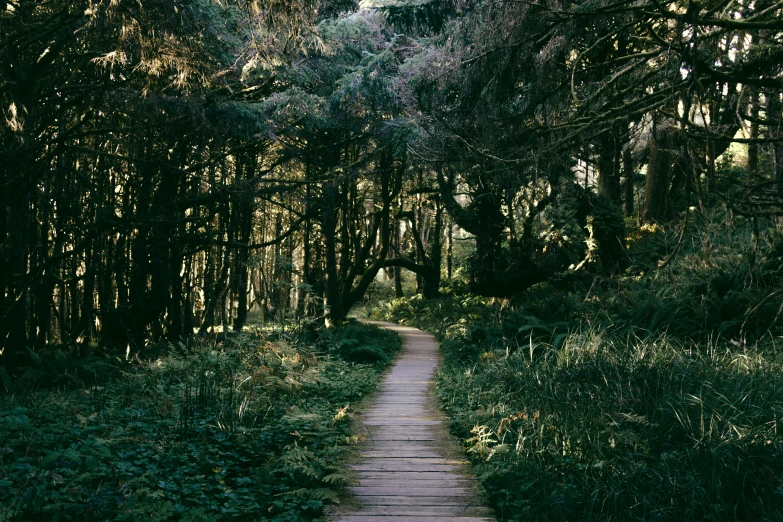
[337,514,490,522]
[355,479,472,488]
[363,401,431,406]
[362,425,435,431]
[362,434,437,441]
[362,432,437,439]
[362,424,434,430]
[351,465,460,473]
[373,389,430,393]
[366,407,431,410]
[372,393,430,397]
[361,418,440,422]
[361,443,441,450]
[347,496,478,506]
[363,422,434,426]
[370,401,430,405]
[361,408,436,412]
[364,395,429,400]
[360,450,446,458]
[369,403,430,408]
[340,505,491,516]
[349,486,472,497]
[355,471,465,479]
[372,394,430,397]
[367,403,431,408]
[364,406,434,410]
[359,433,442,439]
[365,415,436,420]
[361,428,437,433]
[352,457,468,464]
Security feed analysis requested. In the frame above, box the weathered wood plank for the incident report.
[361,410,435,416]
[370,401,430,405]
[355,476,472,485]
[354,471,464,479]
[346,496,478,506]
[351,456,465,463]
[340,505,492,516]
[365,431,436,438]
[351,463,460,472]
[360,450,446,458]
[337,515,491,522]
[364,430,437,438]
[361,443,441,450]
[350,486,473,497]
[361,419,441,424]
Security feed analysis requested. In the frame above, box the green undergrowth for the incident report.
[373,213,783,521]
[0,320,400,521]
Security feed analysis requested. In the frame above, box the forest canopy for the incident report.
[1,0,782,369]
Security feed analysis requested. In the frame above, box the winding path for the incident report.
[332,321,494,522]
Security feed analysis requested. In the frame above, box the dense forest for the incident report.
[2,0,783,520]
[2,0,782,363]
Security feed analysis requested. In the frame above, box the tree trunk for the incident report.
[623,148,635,218]
[128,154,154,348]
[642,125,674,223]
[394,218,404,297]
[322,179,346,325]
[436,168,507,295]
[3,192,29,374]
[300,167,313,318]
[748,90,759,177]
[768,91,783,191]
[421,199,443,299]
[597,134,621,204]
[232,155,254,332]
[232,220,252,332]
[82,242,96,350]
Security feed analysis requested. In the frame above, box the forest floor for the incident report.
[0,322,401,521]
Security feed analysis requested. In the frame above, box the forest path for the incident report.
[331,321,494,522]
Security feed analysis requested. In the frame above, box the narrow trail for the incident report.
[332,321,494,522]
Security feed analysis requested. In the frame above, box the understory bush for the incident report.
[0,321,400,521]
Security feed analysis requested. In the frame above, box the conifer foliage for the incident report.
[1,0,782,364]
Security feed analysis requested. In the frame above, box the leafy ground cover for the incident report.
[373,213,783,521]
[0,321,400,521]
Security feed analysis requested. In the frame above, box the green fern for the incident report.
[321,472,348,485]
[282,487,340,502]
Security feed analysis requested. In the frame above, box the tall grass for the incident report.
[437,329,783,521]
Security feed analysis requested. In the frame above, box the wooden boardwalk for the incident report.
[332,322,494,522]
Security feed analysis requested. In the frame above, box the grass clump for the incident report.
[0,320,400,522]
[441,328,783,521]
